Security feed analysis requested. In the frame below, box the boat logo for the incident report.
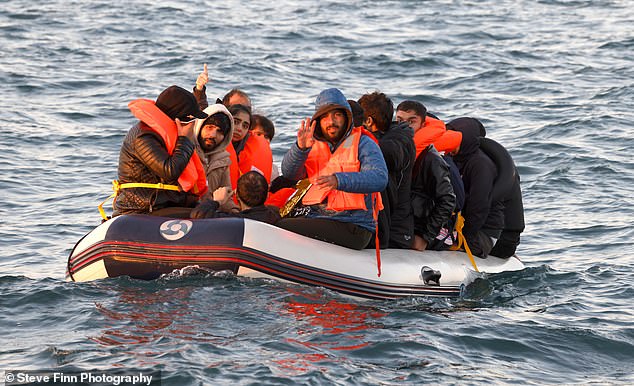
[159,219,193,241]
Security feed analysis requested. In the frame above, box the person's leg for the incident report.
[277,218,372,250]
[490,230,519,258]
[469,230,494,258]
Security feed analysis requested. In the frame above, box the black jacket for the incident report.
[113,122,199,216]
[372,122,416,249]
[411,145,456,244]
[450,119,504,256]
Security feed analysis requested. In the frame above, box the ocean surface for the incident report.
[1,0,633,384]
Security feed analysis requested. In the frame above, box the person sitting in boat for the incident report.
[191,171,281,224]
[395,101,464,251]
[347,99,366,127]
[447,117,505,258]
[277,88,388,250]
[251,114,280,181]
[227,104,274,187]
[396,101,465,213]
[357,91,416,249]
[489,162,524,258]
[447,117,525,258]
[192,63,252,111]
[113,85,209,218]
[192,103,235,207]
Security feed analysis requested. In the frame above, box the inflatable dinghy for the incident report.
[67,215,525,299]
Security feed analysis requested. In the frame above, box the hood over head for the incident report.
[155,85,207,121]
[194,103,234,155]
[311,88,354,143]
[447,117,484,162]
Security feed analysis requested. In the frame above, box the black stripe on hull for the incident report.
[68,241,461,299]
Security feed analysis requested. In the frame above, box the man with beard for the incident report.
[193,103,234,194]
[278,88,388,250]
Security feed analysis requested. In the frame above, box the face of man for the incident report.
[232,111,251,142]
[200,124,225,152]
[396,109,424,132]
[319,109,347,144]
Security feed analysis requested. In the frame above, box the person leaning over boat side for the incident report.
[191,171,281,224]
[396,100,464,251]
[192,102,235,200]
[448,117,525,258]
[447,117,504,258]
[192,63,253,111]
[277,88,388,250]
[227,104,274,188]
[113,85,210,217]
[357,91,416,249]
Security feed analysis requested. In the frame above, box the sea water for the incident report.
[1,0,633,384]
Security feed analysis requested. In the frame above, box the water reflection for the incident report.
[271,288,387,375]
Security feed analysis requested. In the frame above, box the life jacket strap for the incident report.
[372,192,382,277]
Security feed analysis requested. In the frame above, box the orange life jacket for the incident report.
[265,187,296,208]
[128,99,208,196]
[302,126,370,211]
[228,134,273,190]
[413,116,446,157]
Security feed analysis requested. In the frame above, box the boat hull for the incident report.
[67,215,525,299]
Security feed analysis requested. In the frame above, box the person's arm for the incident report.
[421,153,456,244]
[281,118,314,180]
[192,63,209,110]
[191,186,235,219]
[133,131,195,182]
[334,135,388,193]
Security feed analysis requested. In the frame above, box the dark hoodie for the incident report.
[372,121,416,249]
[448,118,504,257]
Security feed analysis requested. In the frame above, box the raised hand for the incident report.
[175,118,195,140]
[195,63,209,91]
[297,118,316,150]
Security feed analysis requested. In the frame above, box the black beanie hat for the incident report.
[155,85,208,121]
[204,113,232,136]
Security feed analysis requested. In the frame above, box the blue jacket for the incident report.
[282,88,388,231]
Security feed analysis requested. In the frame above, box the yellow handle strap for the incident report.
[449,212,479,272]
[97,180,181,221]
[113,180,181,193]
